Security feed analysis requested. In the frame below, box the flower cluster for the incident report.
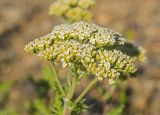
[25,21,140,84]
[49,0,95,22]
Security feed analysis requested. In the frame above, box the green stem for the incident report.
[63,77,77,115]
[63,73,77,115]
[69,77,77,99]
[75,78,98,103]
[50,62,66,97]
[67,69,71,92]
[63,102,71,115]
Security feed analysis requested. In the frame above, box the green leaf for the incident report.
[52,92,63,115]
[71,99,88,114]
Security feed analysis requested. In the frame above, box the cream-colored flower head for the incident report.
[49,0,95,22]
[25,21,142,84]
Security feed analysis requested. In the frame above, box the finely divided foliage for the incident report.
[24,21,138,84]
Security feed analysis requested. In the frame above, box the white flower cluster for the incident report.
[25,21,139,84]
[49,0,95,22]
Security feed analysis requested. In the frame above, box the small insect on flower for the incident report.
[25,21,142,84]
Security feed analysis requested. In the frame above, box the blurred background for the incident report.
[0,0,160,115]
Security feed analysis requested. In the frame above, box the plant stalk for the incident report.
[75,78,98,103]
[63,102,71,115]
[50,62,66,97]
[69,77,77,99]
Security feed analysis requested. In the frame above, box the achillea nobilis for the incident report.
[49,0,95,22]
[25,21,142,84]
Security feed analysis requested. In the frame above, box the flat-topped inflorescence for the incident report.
[49,0,95,22]
[25,21,141,84]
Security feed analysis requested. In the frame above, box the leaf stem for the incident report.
[75,78,98,103]
[69,77,77,99]
[67,69,71,93]
[50,62,66,97]
[63,102,71,115]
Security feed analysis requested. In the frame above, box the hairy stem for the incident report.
[50,62,66,97]
[75,78,98,103]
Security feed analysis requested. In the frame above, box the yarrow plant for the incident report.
[49,0,95,23]
[25,21,143,114]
